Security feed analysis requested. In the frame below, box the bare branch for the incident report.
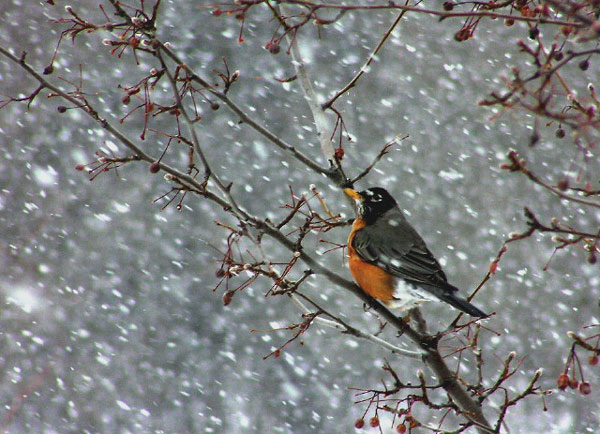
[156,49,247,217]
[290,294,422,359]
[274,1,582,27]
[157,43,331,177]
[501,151,600,209]
[323,8,408,110]
[273,3,350,187]
[352,137,405,184]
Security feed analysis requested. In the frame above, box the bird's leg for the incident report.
[410,308,428,335]
[420,332,441,353]
[401,310,412,323]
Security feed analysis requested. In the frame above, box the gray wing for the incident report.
[352,209,450,290]
[352,208,489,317]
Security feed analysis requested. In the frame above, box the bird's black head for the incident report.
[344,187,397,224]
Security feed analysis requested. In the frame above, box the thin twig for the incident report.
[323,7,408,109]
[352,138,404,184]
[157,49,248,218]
[157,43,331,177]
[290,294,422,359]
[279,0,582,27]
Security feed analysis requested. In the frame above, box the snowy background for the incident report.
[1,1,599,433]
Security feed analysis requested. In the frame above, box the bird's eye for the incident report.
[371,194,382,202]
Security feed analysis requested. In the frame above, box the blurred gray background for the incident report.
[1,1,599,433]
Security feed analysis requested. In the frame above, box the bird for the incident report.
[344,187,488,318]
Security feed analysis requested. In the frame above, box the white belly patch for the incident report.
[385,278,439,311]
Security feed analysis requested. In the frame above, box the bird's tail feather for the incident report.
[439,291,489,318]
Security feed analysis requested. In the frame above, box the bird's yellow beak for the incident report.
[343,188,363,202]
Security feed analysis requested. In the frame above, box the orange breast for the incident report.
[348,218,395,302]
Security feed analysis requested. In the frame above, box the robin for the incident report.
[344,187,488,318]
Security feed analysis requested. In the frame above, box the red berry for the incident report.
[529,27,539,39]
[557,373,569,390]
[520,6,532,17]
[555,127,565,139]
[268,42,281,54]
[222,290,234,306]
[57,106,67,113]
[442,1,454,11]
[396,424,407,434]
[454,27,471,42]
[586,106,595,118]
[569,377,579,390]
[210,102,220,110]
[579,59,590,71]
[75,163,86,171]
[589,355,599,366]
[557,178,569,191]
[149,161,160,173]
[354,418,365,429]
[369,416,379,427]
[43,65,54,75]
[580,381,591,395]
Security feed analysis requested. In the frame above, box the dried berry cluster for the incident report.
[2,1,599,432]
[558,329,600,395]
[499,151,600,266]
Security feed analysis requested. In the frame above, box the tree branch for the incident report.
[156,42,331,178]
[323,7,408,110]
[276,1,582,27]
[257,7,493,429]
[290,293,422,359]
